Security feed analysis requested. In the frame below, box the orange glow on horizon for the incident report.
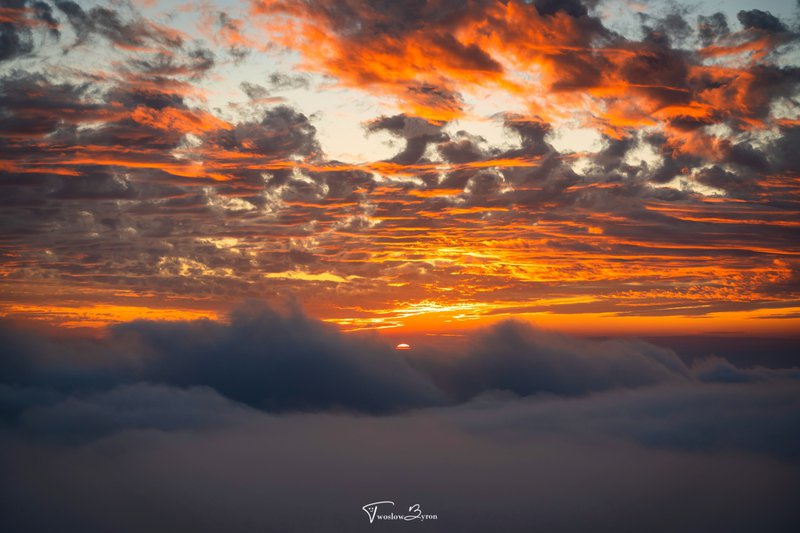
[3,298,799,337]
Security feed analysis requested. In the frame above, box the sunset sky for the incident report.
[3,2,800,531]
[1,0,799,337]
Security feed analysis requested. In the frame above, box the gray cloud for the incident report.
[0,0,60,61]
[412,319,690,401]
[0,303,447,415]
[1,307,799,531]
[1,304,797,422]
[698,12,729,46]
[55,1,182,49]
[17,383,255,443]
[1,377,799,532]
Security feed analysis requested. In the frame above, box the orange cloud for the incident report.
[251,0,795,150]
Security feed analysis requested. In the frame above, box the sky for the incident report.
[1,0,799,337]
[2,2,800,531]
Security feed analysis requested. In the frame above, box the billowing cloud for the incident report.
[413,319,690,401]
[1,308,799,531]
[0,303,446,414]
[2,303,797,419]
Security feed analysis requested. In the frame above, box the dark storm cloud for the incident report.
[504,116,552,157]
[724,141,770,171]
[437,130,488,164]
[621,33,692,106]
[423,112,576,207]
[32,0,58,32]
[406,82,465,118]
[734,65,800,124]
[429,31,502,71]
[587,135,635,174]
[204,105,322,188]
[0,19,34,61]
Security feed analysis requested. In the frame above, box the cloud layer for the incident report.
[1,306,799,531]
[6,301,788,420]
[1,302,797,418]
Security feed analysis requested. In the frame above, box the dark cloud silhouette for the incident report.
[2,303,797,422]
[0,304,446,415]
[118,303,445,413]
[737,9,788,33]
